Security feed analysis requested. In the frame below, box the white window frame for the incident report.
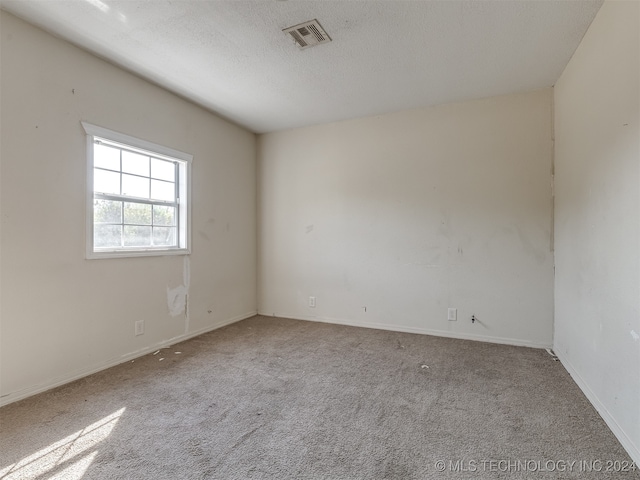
[83,122,192,259]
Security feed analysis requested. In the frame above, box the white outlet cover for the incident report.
[309,296,316,308]
[135,320,144,336]
[447,308,457,321]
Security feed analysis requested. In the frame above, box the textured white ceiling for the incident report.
[1,0,603,133]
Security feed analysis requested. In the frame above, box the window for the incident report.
[83,122,191,259]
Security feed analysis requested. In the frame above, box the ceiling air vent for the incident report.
[283,19,331,50]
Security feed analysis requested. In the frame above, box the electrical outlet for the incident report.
[447,308,457,321]
[309,296,316,308]
[135,320,144,336]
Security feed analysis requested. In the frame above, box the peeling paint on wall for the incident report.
[167,285,188,317]
[166,257,191,329]
[183,255,191,290]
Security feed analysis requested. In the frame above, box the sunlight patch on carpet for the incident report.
[0,407,125,479]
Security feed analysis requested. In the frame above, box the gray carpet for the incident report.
[1,315,637,479]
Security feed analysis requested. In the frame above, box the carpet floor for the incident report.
[0,315,637,479]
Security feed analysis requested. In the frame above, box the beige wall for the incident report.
[5,5,637,465]
[554,0,640,463]
[0,12,257,404]
[259,89,554,347]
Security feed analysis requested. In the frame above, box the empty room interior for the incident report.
[0,0,639,478]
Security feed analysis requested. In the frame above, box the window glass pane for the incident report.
[122,151,149,177]
[153,227,176,246]
[153,205,176,226]
[151,179,175,202]
[124,225,152,246]
[94,224,122,248]
[151,158,175,182]
[94,199,122,224]
[122,174,149,198]
[94,168,121,195]
[94,144,120,171]
[124,202,152,225]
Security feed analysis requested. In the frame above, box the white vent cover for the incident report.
[283,19,331,50]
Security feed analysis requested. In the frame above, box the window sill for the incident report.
[87,248,190,260]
